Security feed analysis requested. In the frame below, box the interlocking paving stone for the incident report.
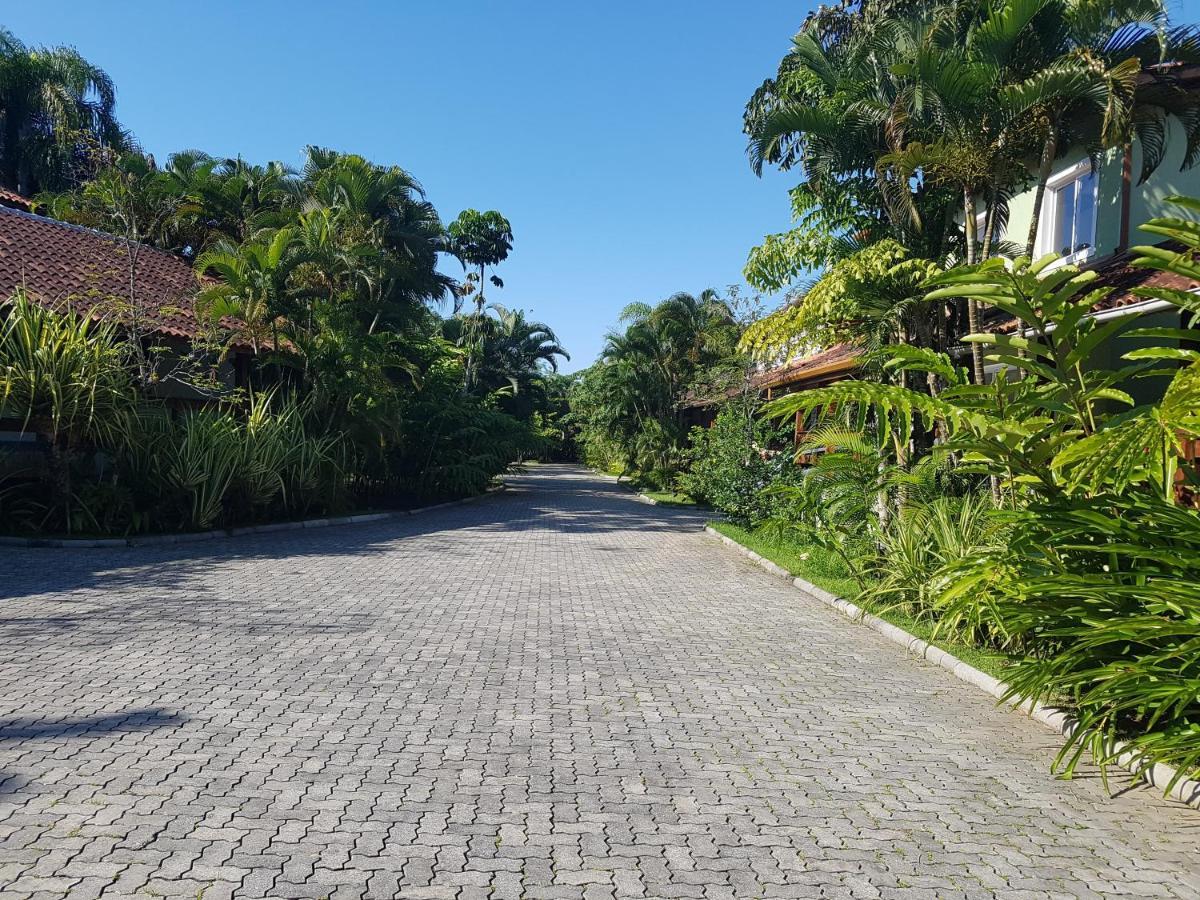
[0,465,1195,899]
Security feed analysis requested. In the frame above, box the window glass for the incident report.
[1073,169,1096,252]
[1054,180,1076,255]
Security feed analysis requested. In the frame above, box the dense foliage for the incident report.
[690,0,1200,795]
[678,399,798,525]
[763,204,1200,790]
[570,290,744,489]
[0,31,569,536]
[0,28,130,195]
[742,0,1200,379]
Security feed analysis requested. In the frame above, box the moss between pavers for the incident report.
[709,520,1017,682]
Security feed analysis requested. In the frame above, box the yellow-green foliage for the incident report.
[739,241,939,360]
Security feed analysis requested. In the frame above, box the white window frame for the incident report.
[1038,158,1098,267]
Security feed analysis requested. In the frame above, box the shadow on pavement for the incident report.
[0,465,708,606]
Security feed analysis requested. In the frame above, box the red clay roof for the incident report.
[993,245,1198,332]
[0,206,236,343]
[0,188,33,212]
[682,343,861,408]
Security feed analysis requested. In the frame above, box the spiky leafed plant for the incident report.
[0,291,132,530]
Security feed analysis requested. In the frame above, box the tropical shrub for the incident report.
[0,124,565,534]
[861,493,1004,646]
[0,292,133,531]
[942,492,1200,788]
[98,394,347,532]
[763,202,1200,790]
[570,290,741,485]
[680,398,799,525]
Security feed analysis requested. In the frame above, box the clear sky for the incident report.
[5,1,815,372]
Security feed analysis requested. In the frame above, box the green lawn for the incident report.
[641,490,698,506]
[709,521,1016,682]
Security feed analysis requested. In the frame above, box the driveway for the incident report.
[0,465,1194,899]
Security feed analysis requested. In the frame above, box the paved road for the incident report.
[0,466,1195,900]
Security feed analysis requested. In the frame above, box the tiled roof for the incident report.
[682,343,861,408]
[0,188,33,211]
[755,343,861,391]
[992,245,1198,332]
[0,206,236,343]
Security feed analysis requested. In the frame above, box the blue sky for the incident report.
[6,1,813,371]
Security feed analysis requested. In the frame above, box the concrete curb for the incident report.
[587,469,694,507]
[0,485,507,550]
[704,524,1200,810]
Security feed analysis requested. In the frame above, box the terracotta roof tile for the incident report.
[682,343,861,408]
[755,343,861,391]
[0,206,241,343]
[992,244,1199,332]
[0,188,33,211]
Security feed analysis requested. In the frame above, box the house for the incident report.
[744,66,1200,433]
[682,342,862,452]
[0,204,256,400]
[1006,66,1200,268]
[984,64,1200,393]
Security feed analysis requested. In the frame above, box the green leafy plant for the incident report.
[679,398,798,525]
[0,292,133,531]
[762,204,1200,790]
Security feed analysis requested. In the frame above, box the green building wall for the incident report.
[1004,120,1200,258]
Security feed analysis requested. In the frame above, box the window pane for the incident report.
[1074,170,1096,252]
[1054,181,1076,255]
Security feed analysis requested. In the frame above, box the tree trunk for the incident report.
[1025,122,1059,259]
[963,188,985,386]
[464,263,486,391]
[980,194,997,260]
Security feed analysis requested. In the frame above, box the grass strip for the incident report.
[641,490,698,506]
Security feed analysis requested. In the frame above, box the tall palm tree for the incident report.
[446,209,514,389]
[0,28,127,194]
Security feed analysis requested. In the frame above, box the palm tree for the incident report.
[482,305,569,392]
[585,289,740,481]
[199,157,299,244]
[301,148,454,328]
[194,229,305,356]
[0,28,127,194]
[648,290,738,371]
[1012,1,1200,255]
[446,209,514,388]
[446,209,514,309]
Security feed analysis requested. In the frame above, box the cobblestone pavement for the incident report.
[0,466,1196,900]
